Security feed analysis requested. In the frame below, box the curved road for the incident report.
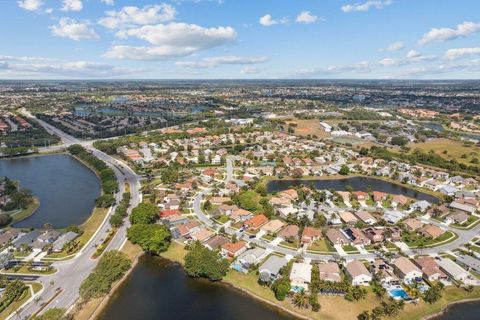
[10,114,142,320]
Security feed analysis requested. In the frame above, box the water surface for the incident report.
[434,300,480,320]
[267,176,439,203]
[0,154,101,228]
[99,255,295,320]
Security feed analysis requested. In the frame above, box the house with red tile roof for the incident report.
[373,191,388,202]
[221,241,248,258]
[301,227,322,245]
[244,214,269,230]
[159,209,181,219]
[352,191,369,201]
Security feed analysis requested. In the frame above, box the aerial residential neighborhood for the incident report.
[2,1,480,320]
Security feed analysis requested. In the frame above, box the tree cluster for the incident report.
[79,250,131,302]
[184,241,229,281]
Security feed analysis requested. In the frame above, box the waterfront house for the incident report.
[259,255,288,282]
[437,258,472,282]
[204,235,230,251]
[290,262,312,291]
[373,191,388,202]
[236,247,267,268]
[190,228,214,243]
[392,257,422,283]
[221,241,248,258]
[414,256,448,282]
[391,195,409,207]
[370,259,399,285]
[318,262,341,283]
[345,260,372,286]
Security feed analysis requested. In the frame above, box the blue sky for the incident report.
[1,0,480,79]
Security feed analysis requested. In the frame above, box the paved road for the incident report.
[10,114,142,320]
[191,155,480,263]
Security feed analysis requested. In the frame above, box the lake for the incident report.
[0,154,101,228]
[99,255,295,320]
[434,300,480,320]
[267,176,439,203]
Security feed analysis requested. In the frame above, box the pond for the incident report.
[267,176,439,203]
[0,154,101,228]
[99,255,295,320]
[434,300,480,320]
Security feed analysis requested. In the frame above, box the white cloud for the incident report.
[0,58,139,78]
[341,0,392,13]
[419,21,480,45]
[61,0,83,12]
[378,50,435,67]
[104,45,200,60]
[296,11,318,24]
[380,41,404,52]
[406,49,421,58]
[17,0,44,11]
[50,18,99,41]
[291,61,372,77]
[241,66,261,74]
[98,4,176,29]
[0,55,53,62]
[445,47,480,60]
[259,14,288,27]
[107,22,236,60]
[176,55,269,68]
[100,0,114,5]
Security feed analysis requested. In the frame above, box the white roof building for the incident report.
[437,258,471,281]
[290,262,312,291]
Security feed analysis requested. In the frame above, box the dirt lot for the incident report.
[285,119,331,138]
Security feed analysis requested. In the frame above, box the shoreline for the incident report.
[158,253,310,320]
[422,297,480,320]
[268,174,443,200]
[8,196,40,226]
[4,152,103,232]
[75,250,143,320]
[84,245,480,320]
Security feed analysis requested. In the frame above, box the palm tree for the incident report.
[292,291,309,309]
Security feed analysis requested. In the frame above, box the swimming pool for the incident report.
[388,287,410,300]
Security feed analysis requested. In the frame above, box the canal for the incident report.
[267,176,439,203]
[0,154,101,228]
[99,255,295,320]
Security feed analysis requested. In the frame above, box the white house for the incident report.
[393,257,423,283]
[345,260,372,286]
[290,262,312,291]
[437,258,471,282]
